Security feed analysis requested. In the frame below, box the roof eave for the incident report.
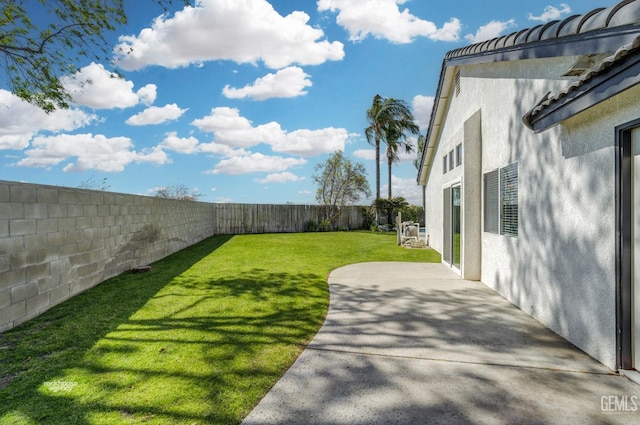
[523,50,640,133]
[447,24,640,68]
[417,65,456,186]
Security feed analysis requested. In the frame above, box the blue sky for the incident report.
[0,0,617,204]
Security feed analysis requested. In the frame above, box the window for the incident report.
[484,170,499,233]
[456,144,463,167]
[483,163,518,237]
[500,163,518,237]
[443,155,448,174]
[449,150,455,171]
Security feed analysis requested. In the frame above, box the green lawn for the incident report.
[0,232,439,425]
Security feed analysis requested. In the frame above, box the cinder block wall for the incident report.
[0,180,217,332]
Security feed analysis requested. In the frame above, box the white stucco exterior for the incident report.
[420,54,640,370]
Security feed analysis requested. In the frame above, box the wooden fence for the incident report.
[211,203,366,234]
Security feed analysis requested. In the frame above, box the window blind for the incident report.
[500,162,518,237]
[484,169,499,234]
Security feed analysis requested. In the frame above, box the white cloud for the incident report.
[465,19,516,44]
[382,175,422,205]
[412,95,434,130]
[61,62,157,109]
[317,0,460,43]
[388,137,419,163]
[272,128,349,156]
[159,132,200,154]
[528,4,572,22]
[135,146,171,166]
[353,149,376,161]
[114,0,344,70]
[255,172,304,184]
[223,66,312,100]
[0,90,96,150]
[192,107,349,156]
[13,133,168,172]
[208,152,307,175]
[126,104,188,126]
[137,85,158,105]
[354,138,417,163]
[198,142,250,157]
[192,107,273,148]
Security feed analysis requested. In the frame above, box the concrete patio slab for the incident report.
[242,262,640,425]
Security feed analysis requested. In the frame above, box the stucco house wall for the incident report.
[422,54,640,369]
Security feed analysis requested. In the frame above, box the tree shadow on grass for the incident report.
[0,234,251,424]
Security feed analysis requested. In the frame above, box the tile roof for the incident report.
[418,0,640,184]
[525,35,640,123]
[445,0,640,61]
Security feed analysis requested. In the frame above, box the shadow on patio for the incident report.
[243,262,640,425]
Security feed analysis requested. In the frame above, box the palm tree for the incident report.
[365,95,418,223]
[413,134,426,170]
[385,126,418,200]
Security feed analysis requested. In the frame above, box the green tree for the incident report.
[384,126,418,200]
[365,94,419,222]
[0,0,189,113]
[374,196,409,227]
[313,151,371,228]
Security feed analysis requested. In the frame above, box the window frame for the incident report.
[483,162,518,237]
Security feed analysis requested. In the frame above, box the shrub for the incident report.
[305,219,333,232]
[361,206,376,230]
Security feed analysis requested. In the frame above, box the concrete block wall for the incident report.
[0,180,217,332]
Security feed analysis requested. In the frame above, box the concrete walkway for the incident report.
[242,262,640,425]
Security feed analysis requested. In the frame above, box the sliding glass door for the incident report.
[452,185,461,270]
[443,183,462,272]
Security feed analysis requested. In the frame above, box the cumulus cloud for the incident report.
[317,0,460,43]
[114,0,344,70]
[412,95,434,130]
[198,142,250,157]
[135,146,171,166]
[0,89,96,150]
[159,132,200,154]
[223,66,312,100]
[255,172,304,184]
[137,85,158,105]
[208,152,306,175]
[61,62,157,109]
[126,104,188,126]
[192,107,271,148]
[382,175,422,205]
[353,149,376,161]
[528,4,572,22]
[465,19,517,43]
[192,107,349,156]
[13,133,168,172]
[271,128,349,156]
